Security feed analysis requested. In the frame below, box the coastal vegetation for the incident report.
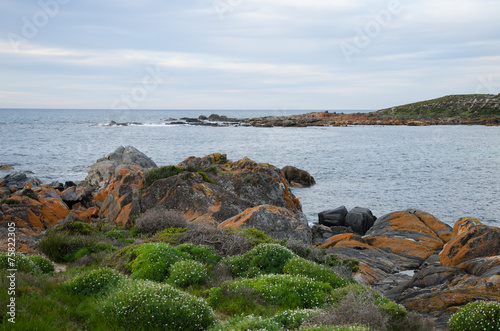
[0,222,436,330]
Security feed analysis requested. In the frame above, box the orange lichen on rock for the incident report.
[320,233,365,249]
[439,218,500,267]
[364,235,436,260]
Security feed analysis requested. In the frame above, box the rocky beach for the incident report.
[1,145,499,329]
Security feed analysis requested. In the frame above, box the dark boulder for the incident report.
[318,206,348,227]
[345,207,376,235]
[281,165,315,187]
[0,172,40,189]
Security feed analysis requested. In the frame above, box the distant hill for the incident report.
[374,94,500,119]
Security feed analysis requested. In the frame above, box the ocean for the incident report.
[1,109,499,227]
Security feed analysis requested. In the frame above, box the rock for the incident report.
[0,164,13,171]
[321,210,452,285]
[48,181,64,191]
[61,186,87,207]
[218,205,311,243]
[439,217,500,266]
[281,165,315,187]
[318,206,348,227]
[345,207,376,235]
[64,181,77,189]
[0,172,36,189]
[83,146,157,190]
[99,169,144,226]
[140,154,302,227]
[457,256,500,277]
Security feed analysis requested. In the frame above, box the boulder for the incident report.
[0,172,41,190]
[318,206,348,227]
[218,205,311,243]
[99,169,144,226]
[61,186,87,206]
[322,210,452,284]
[281,165,315,187]
[345,206,376,235]
[83,146,157,190]
[439,217,500,266]
[0,164,14,171]
[140,154,302,226]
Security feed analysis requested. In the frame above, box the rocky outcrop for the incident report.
[0,164,13,171]
[140,154,302,228]
[345,207,376,235]
[0,172,42,190]
[218,205,311,242]
[439,217,500,266]
[83,146,156,190]
[281,166,315,187]
[322,209,452,284]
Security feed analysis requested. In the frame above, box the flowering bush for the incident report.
[268,308,323,329]
[130,242,191,281]
[63,268,123,296]
[176,243,222,265]
[209,315,283,331]
[224,243,295,277]
[168,260,208,288]
[448,301,500,331]
[283,257,354,289]
[100,280,216,330]
[28,255,55,274]
[210,274,333,310]
[0,252,40,274]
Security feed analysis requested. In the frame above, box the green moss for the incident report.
[144,165,183,187]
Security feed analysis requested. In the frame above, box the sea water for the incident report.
[1,109,499,226]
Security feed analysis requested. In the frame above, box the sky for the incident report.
[0,0,499,111]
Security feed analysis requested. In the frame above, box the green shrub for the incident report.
[66,242,117,262]
[150,227,188,244]
[130,242,191,281]
[448,301,500,331]
[28,255,55,274]
[63,268,123,296]
[197,171,215,183]
[0,252,40,274]
[326,254,360,273]
[210,274,333,311]
[135,208,188,234]
[301,326,370,331]
[329,284,407,320]
[100,280,216,330]
[224,243,294,278]
[284,257,354,289]
[62,222,93,235]
[209,315,283,331]
[40,230,97,262]
[269,309,323,329]
[176,243,222,265]
[169,260,208,288]
[144,165,183,187]
[104,230,126,240]
[232,227,275,246]
[285,239,328,264]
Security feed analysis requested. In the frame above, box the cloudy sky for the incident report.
[1,0,499,110]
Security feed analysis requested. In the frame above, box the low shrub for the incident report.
[209,315,283,331]
[0,198,20,205]
[104,229,126,240]
[176,243,222,265]
[210,274,333,311]
[100,280,216,330]
[144,165,183,187]
[206,284,268,316]
[66,242,117,262]
[325,254,360,273]
[135,208,188,234]
[39,230,97,263]
[149,226,188,244]
[301,326,370,331]
[285,239,327,264]
[283,257,354,289]
[231,227,275,246]
[224,243,295,278]
[130,242,191,281]
[63,268,124,296]
[169,260,208,288]
[61,221,93,235]
[28,255,55,274]
[448,301,500,331]
[178,226,253,257]
[0,252,40,274]
[268,309,323,329]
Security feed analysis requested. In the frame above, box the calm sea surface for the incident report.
[1,109,499,227]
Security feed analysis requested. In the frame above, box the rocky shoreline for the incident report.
[1,146,499,328]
